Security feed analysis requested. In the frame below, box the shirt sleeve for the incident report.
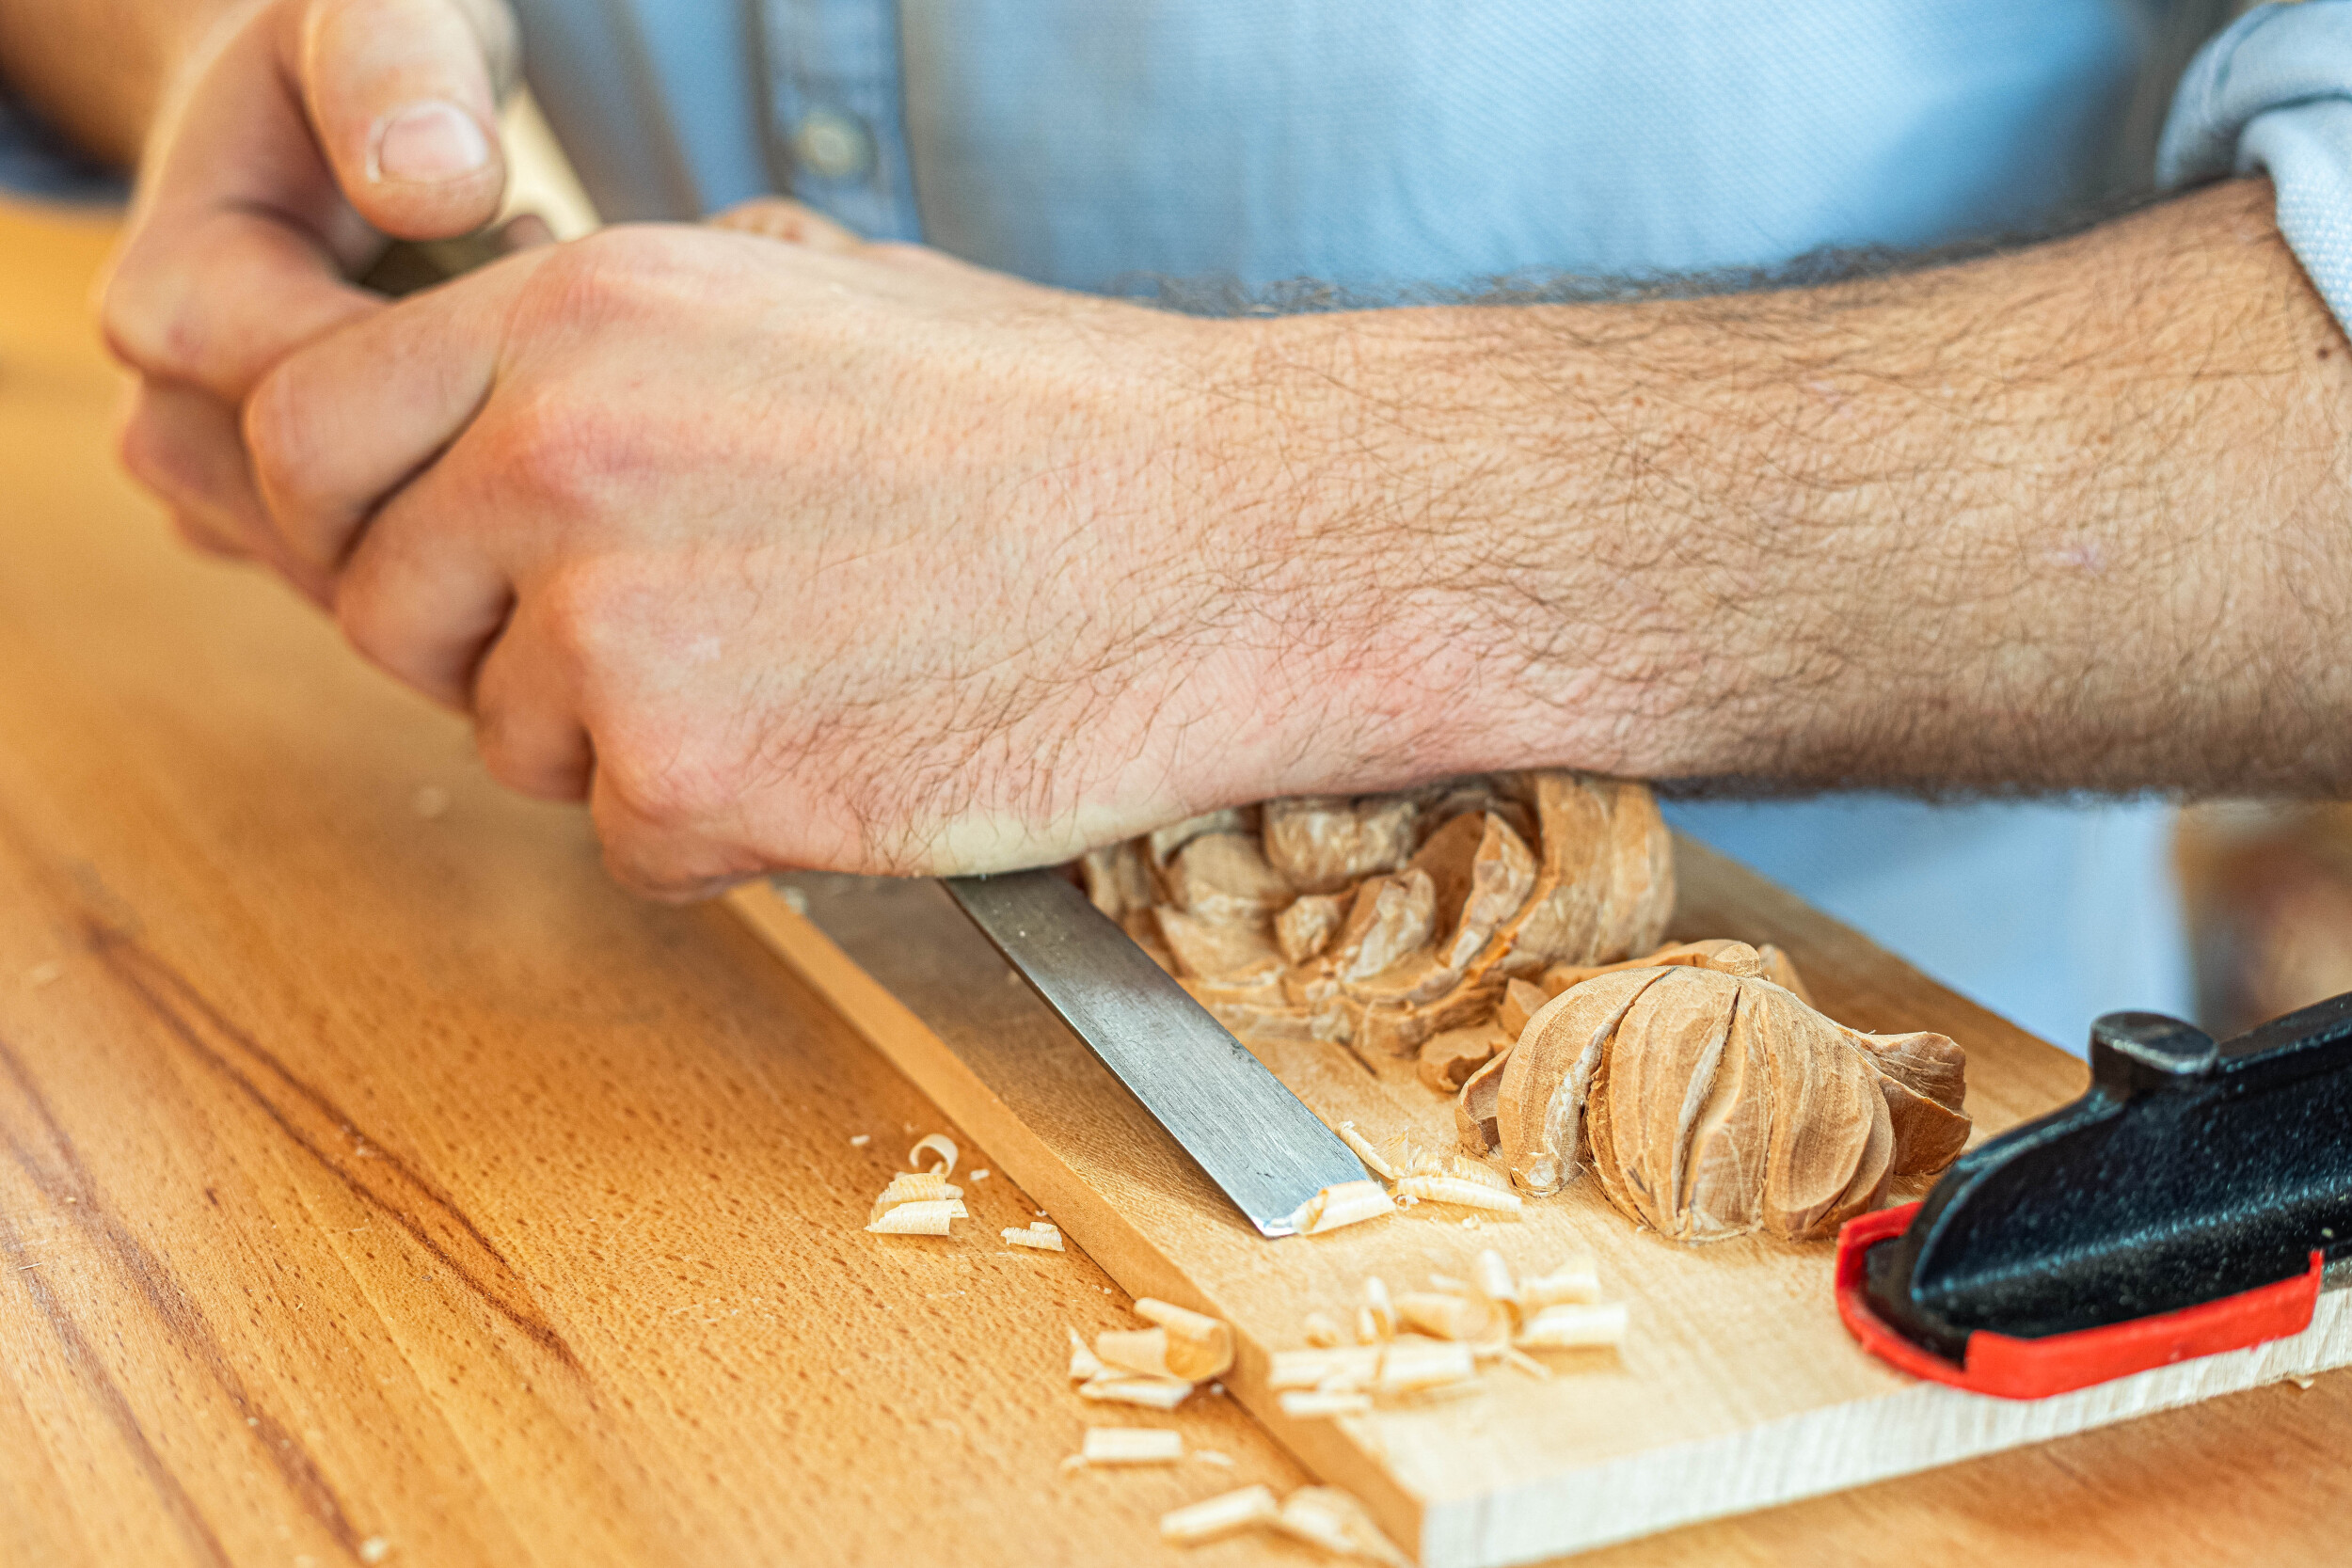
[0,90,127,204]
[2158,1,2352,326]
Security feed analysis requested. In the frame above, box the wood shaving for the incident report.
[1332,1120,1401,1181]
[1096,1328,1177,1379]
[1279,1388,1373,1418]
[1358,1276,1395,1342]
[971,1168,991,1180]
[1268,1346,1382,1391]
[907,1132,959,1178]
[1502,1345,1553,1380]
[1392,1175,1523,1212]
[1516,1301,1629,1350]
[1159,1485,1281,1545]
[1276,1485,1413,1566]
[1077,1373,1195,1411]
[1287,1180,1394,1236]
[1375,1339,1478,1393]
[1522,1255,1601,1309]
[1472,1248,1520,1325]
[1193,1449,1237,1468]
[869,1170,962,1220]
[1002,1225,1064,1250]
[1076,1427,1185,1466]
[1135,1298,1234,1380]
[848,1133,870,1147]
[1402,1150,1513,1191]
[1302,1311,1343,1348]
[1392,1291,1493,1342]
[1067,1327,1106,1381]
[864,1199,962,1236]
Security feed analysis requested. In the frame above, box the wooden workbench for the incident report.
[1,198,2344,1568]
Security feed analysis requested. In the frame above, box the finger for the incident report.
[119,381,337,602]
[294,0,517,242]
[588,768,764,903]
[708,198,866,252]
[467,608,594,800]
[103,13,386,402]
[494,211,556,252]
[329,451,516,708]
[245,244,548,572]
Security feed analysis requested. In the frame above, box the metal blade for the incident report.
[942,869,1368,1237]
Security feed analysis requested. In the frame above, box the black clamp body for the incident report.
[1864,991,2352,1360]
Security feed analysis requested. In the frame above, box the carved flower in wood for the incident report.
[1462,942,1971,1242]
[1079,771,1675,1066]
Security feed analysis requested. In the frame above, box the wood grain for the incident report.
[2,191,2349,1568]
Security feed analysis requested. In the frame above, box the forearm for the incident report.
[1257,178,2352,799]
[0,0,246,165]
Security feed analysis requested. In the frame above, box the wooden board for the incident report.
[728,854,2352,1566]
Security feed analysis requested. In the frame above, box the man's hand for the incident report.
[239,219,1435,897]
[99,0,517,592]
[239,181,2352,901]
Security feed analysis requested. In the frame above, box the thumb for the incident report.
[289,0,519,242]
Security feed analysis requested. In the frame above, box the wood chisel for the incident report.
[943,869,1369,1238]
[1839,990,2352,1397]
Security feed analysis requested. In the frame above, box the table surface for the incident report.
[1,198,2345,1568]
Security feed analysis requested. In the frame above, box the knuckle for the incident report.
[480,390,628,516]
[241,366,313,511]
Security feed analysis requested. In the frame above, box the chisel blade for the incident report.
[943,868,1368,1238]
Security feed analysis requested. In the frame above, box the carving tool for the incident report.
[1839,992,2352,1397]
[942,869,1369,1238]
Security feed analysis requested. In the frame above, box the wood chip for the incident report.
[1067,1327,1107,1381]
[1096,1327,1181,1380]
[1077,1373,1195,1411]
[1333,1120,1401,1181]
[1516,1301,1629,1350]
[1268,1345,1382,1391]
[1159,1485,1280,1545]
[1375,1338,1478,1393]
[1302,1311,1343,1348]
[1002,1226,1064,1250]
[908,1132,959,1178]
[1135,1298,1234,1380]
[848,1133,870,1147]
[1279,1388,1373,1418]
[1288,1180,1394,1236]
[1276,1485,1412,1566]
[1193,1449,1236,1468]
[1078,1427,1185,1465]
[864,1199,962,1235]
[1392,1291,1492,1342]
[1393,1175,1523,1212]
[1522,1255,1601,1309]
[1359,1276,1395,1342]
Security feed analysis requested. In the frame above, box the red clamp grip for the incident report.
[1836,1203,2324,1400]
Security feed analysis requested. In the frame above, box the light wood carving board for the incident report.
[726,838,2352,1566]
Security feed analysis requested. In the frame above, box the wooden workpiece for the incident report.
[2,198,2348,1567]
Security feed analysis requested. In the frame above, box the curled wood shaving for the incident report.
[1358,1276,1395,1342]
[1392,1175,1523,1212]
[1375,1339,1478,1393]
[1472,1249,1519,1322]
[1002,1225,1064,1250]
[869,1171,962,1221]
[1516,1301,1629,1350]
[1276,1485,1413,1566]
[1302,1311,1343,1348]
[1392,1291,1493,1342]
[1067,1327,1106,1381]
[1159,1484,1281,1545]
[1287,1180,1394,1236]
[1522,1255,1601,1309]
[907,1132,959,1178]
[1096,1328,1179,1380]
[1279,1388,1373,1418]
[1077,1373,1195,1411]
[1077,1427,1185,1466]
[864,1199,962,1235]
[1333,1120,1401,1181]
[1268,1346,1382,1391]
[1135,1299,1234,1380]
